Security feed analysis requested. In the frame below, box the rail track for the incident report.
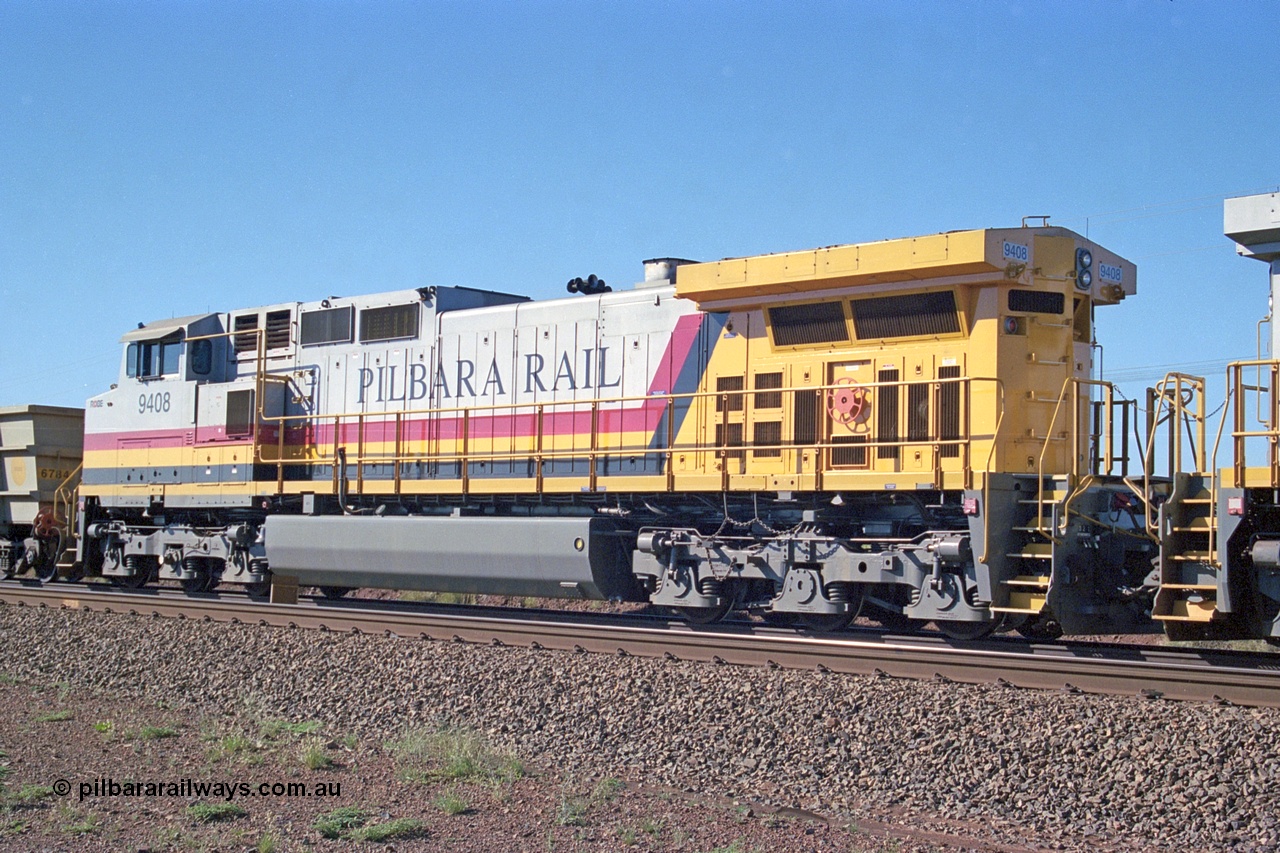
[3,580,1280,709]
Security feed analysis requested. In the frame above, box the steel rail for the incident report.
[3,582,1279,709]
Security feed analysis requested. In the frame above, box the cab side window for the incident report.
[189,339,213,376]
[126,335,182,379]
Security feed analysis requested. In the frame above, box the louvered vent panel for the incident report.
[852,291,960,340]
[715,422,744,460]
[1009,289,1065,314]
[752,421,782,458]
[939,365,961,458]
[716,376,745,412]
[877,367,900,460]
[233,314,258,354]
[753,372,783,409]
[265,310,292,350]
[768,302,849,346]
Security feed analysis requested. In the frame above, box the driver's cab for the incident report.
[83,314,226,500]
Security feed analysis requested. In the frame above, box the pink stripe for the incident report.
[647,314,702,395]
[86,405,667,451]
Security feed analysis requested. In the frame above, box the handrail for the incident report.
[1223,359,1280,490]
[53,462,83,546]
[252,375,1009,497]
[1033,376,1099,540]
[976,379,1007,565]
[1119,373,1207,537]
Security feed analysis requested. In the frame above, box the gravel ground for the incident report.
[0,601,1277,852]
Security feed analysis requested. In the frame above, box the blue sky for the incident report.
[1,1,1277,409]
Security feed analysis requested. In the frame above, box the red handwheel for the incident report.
[827,378,870,429]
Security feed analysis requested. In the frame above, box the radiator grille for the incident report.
[908,382,929,442]
[752,421,782,458]
[300,306,353,346]
[852,291,960,340]
[753,372,783,409]
[792,390,819,447]
[715,422,744,459]
[832,436,867,467]
[360,303,420,343]
[939,365,961,458]
[715,376,745,412]
[768,302,849,346]
[877,367,899,460]
[1009,289,1065,314]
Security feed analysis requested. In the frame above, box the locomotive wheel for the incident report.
[244,579,272,598]
[179,562,211,594]
[33,532,62,584]
[111,571,151,590]
[937,616,1002,641]
[678,598,733,626]
[33,557,59,584]
[319,586,354,600]
[12,548,32,579]
[798,610,854,633]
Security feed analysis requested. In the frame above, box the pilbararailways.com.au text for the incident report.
[63,778,341,802]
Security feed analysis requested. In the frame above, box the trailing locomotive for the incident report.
[7,214,1280,644]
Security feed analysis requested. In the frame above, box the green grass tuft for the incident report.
[435,789,469,816]
[708,841,748,853]
[313,806,369,839]
[557,795,588,827]
[387,726,522,784]
[350,817,428,842]
[137,725,178,741]
[9,784,54,804]
[592,777,624,802]
[34,710,74,723]
[59,810,101,835]
[301,740,333,771]
[261,719,321,739]
[186,802,246,823]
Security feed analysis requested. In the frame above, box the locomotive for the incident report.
[4,213,1279,643]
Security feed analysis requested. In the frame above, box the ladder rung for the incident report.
[1004,576,1050,587]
